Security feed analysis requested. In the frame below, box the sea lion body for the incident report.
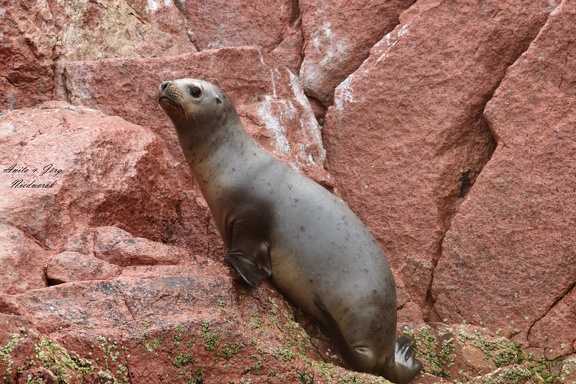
[158,78,422,383]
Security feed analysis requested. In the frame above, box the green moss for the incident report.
[173,334,184,348]
[296,370,315,384]
[524,355,556,384]
[412,324,456,377]
[200,322,220,352]
[411,324,571,384]
[217,342,245,360]
[249,314,264,330]
[96,336,120,370]
[1,332,26,377]
[169,322,188,350]
[173,353,195,368]
[478,365,532,384]
[139,333,159,355]
[555,359,576,383]
[459,327,524,368]
[9,336,126,384]
[243,356,263,374]
[271,346,295,362]
[303,359,390,383]
[35,338,96,379]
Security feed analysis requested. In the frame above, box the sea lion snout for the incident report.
[159,80,170,91]
[157,81,185,114]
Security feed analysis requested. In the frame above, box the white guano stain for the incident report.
[270,69,278,99]
[310,21,332,52]
[257,97,292,155]
[334,74,355,112]
[0,121,15,140]
[147,0,173,12]
[301,17,350,99]
[288,71,325,163]
[375,24,409,66]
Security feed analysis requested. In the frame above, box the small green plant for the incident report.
[200,322,219,351]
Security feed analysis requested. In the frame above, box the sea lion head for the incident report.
[157,78,233,129]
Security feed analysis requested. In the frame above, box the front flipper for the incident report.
[225,244,271,287]
[224,214,272,287]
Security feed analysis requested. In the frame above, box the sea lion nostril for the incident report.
[160,81,170,91]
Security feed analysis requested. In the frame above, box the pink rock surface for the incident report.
[433,0,576,356]
[0,0,55,110]
[179,0,296,53]
[0,262,405,383]
[46,251,122,284]
[93,226,192,266]
[54,0,194,61]
[299,0,414,107]
[0,102,179,250]
[529,288,576,360]
[0,0,198,111]
[62,47,326,176]
[0,224,49,294]
[323,0,554,318]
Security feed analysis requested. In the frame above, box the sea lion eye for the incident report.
[189,86,202,98]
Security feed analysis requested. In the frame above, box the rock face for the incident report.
[46,251,122,284]
[323,0,551,315]
[0,102,178,249]
[1,0,576,382]
[432,0,576,356]
[299,0,415,108]
[0,0,56,110]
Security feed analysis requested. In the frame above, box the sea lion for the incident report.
[158,78,423,383]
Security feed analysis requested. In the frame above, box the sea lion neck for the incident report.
[175,108,261,175]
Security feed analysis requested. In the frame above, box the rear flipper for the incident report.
[383,335,423,384]
[313,294,422,384]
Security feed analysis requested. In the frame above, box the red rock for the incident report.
[0,0,55,110]
[0,224,48,294]
[0,0,196,111]
[46,251,122,284]
[62,47,326,176]
[93,226,192,266]
[299,0,414,107]
[61,47,332,259]
[53,0,194,61]
[2,0,576,381]
[555,357,576,383]
[410,323,525,380]
[432,0,576,354]
[466,366,532,384]
[0,263,403,383]
[0,102,179,250]
[178,0,295,52]
[271,18,305,74]
[529,288,576,360]
[323,0,555,319]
